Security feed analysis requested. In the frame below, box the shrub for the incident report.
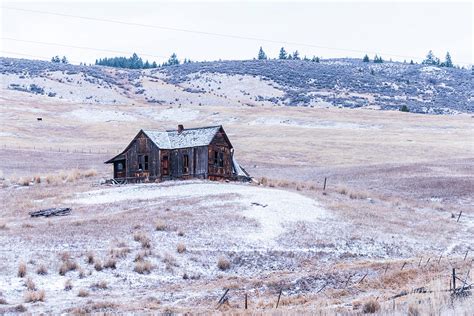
[0,298,7,304]
[86,252,95,264]
[91,281,108,290]
[400,105,410,112]
[94,260,103,272]
[0,222,6,230]
[18,262,27,277]
[77,289,89,297]
[177,230,185,237]
[134,250,151,262]
[362,299,380,314]
[18,177,30,186]
[25,278,36,290]
[83,169,97,177]
[155,220,167,231]
[110,247,130,258]
[78,269,85,279]
[59,260,78,275]
[134,261,153,274]
[104,258,117,269]
[60,252,71,262]
[24,290,45,303]
[217,257,231,271]
[177,243,186,253]
[140,237,152,249]
[64,279,73,291]
[36,264,48,275]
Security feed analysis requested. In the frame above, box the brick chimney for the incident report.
[178,124,184,133]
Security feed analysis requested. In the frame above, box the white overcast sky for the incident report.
[1,0,472,66]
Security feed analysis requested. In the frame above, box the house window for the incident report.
[183,154,189,174]
[144,155,149,171]
[138,155,143,171]
[214,151,219,166]
[117,162,123,171]
[218,152,224,168]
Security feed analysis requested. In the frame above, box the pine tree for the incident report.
[278,47,287,60]
[61,56,68,64]
[292,50,300,60]
[410,60,414,65]
[143,60,150,69]
[258,47,267,60]
[151,61,158,68]
[287,54,292,60]
[363,54,370,62]
[444,52,453,68]
[422,50,440,65]
[312,56,320,63]
[51,56,60,63]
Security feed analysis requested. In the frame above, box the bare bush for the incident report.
[94,260,103,272]
[104,258,117,269]
[86,251,95,264]
[0,222,7,230]
[177,243,186,254]
[59,260,78,276]
[25,278,36,291]
[217,257,231,271]
[77,289,89,297]
[24,290,45,303]
[91,281,108,290]
[155,219,167,231]
[134,261,153,274]
[110,247,130,259]
[362,299,380,314]
[64,279,73,291]
[0,298,7,305]
[36,264,48,275]
[18,262,27,277]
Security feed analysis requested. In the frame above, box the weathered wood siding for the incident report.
[168,146,208,179]
[123,132,160,180]
[207,128,233,179]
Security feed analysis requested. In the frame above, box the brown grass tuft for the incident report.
[24,290,45,303]
[64,279,73,291]
[25,278,36,291]
[176,243,186,254]
[18,262,27,278]
[155,220,167,231]
[36,264,48,275]
[362,299,380,314]
[104,258,117,269]
[59,260,78,276]
[86,251,95,264]
[0,222,7,230]
[217,256,231,271]
[134,261,153,274]
[94,260,103,272]
[77,289,89,297]
[91,280,108,290]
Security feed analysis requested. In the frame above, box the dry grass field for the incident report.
[0,84,473,314]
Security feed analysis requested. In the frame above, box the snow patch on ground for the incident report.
[64,108,137,122]
[69,181,328,244]
[249,117,383,130]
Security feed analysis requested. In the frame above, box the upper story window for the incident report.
[218,152,224,168]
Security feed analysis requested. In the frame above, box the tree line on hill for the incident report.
[52,48,458,70]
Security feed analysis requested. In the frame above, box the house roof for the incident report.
[105,125,230,163]
[143,125,222,149]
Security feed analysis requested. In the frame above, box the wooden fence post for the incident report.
[245,293,248,309]
[452,268,456,292]
[275,289,282,308]
[457,211,463,222]
[323,177,327,191]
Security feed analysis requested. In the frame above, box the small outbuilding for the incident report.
[105,125,250,182]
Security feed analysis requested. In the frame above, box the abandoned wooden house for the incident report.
[105,125,250,182]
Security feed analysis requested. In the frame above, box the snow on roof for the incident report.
[143,126,221,149]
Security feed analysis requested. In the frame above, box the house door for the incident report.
[161,155,169,176]
[114,160,126,178]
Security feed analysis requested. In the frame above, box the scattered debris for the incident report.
[251,202,268,208]
[29,208,71,217]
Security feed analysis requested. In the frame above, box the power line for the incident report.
[3,5,470,65]
[2,37,169,60]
